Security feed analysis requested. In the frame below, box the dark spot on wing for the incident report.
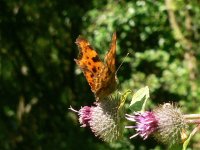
[88,62,91,65]
[90,74,94,78]
[92,67,97,73]
[92,55,100,62]
[83,48,87,52]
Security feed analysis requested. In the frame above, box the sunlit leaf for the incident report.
[129,86,149,112]
[118,89,132,111]
[183,125,200,150]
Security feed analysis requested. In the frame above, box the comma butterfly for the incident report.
[75,32,118,100]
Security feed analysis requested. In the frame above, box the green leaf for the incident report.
[182,133,192,150]
[118,89,132,111]
[182,126,200,150]
[129,86,149,112]
[117,89,132,139]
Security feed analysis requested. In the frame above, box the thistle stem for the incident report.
[183,114,200,119]
[185,119,200,124]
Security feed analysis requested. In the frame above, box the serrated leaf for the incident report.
[129,86,149,112]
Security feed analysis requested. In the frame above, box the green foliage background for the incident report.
[1,0,200,149]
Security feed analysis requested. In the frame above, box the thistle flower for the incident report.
[70,94,124,142]
[78,106,92,127]
[69,106,93,127]
[126,103,187,146]
[126,111,158,139]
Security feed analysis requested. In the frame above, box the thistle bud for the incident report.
[89,96,123,142]
[153,103,187,145]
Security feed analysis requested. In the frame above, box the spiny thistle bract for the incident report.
[89,96,123,142]
[153,103,187,145]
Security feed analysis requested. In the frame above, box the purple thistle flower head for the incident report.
[69,94,124,142]
[126,111,158,140]
[126,103,187,146]
[69,106,92,127]
[78,106,92,127]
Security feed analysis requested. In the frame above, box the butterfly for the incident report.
[75,32,118,100]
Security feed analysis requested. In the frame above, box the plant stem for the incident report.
[183,114,200,119]
[185,119,200,124]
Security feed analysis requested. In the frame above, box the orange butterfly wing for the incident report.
[75,33,117,100]
[95,33,117,99]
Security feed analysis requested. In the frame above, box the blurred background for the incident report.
[1,0,200,149]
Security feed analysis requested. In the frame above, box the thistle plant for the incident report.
[69,92,129,142]
[70,85,200,149]
[125,87,200,149]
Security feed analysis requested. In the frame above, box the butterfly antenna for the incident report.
[115,52,129,75]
